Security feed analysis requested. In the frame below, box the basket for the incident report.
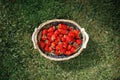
[32,19,89,61]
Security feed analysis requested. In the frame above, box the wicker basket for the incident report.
[32,19,89,61]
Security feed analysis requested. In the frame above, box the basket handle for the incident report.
[81,28,89,49]
[32,28,38,49]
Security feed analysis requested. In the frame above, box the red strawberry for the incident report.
[68,31,75,38]
[55,50,60,56]
[45,40,51,46]
[66,36,72,42]
[49,47,53,52]
[41,35,47,40]
[61,30,67,34]
[60,48,66,54]
[69,27,73,31]
[55,45,60,50]
[42,29,47,35]
[58,43,63,49]
[54,30,60,35]
[58,28,63,32]
[67,45,72,50]
[74,29,80,38]
[76,39,82,45]
[65,51,72,56]
[51,42,56,47]
[58,23,68,30]
[59,34,63,39]
[48,26,55,32]
[61,37,66,42]
[63,42,68,48]
[51,34,57,41]
[45,45,49,52]
[40,40,45,48]
[47,32,53,37]
[70,47,76,53]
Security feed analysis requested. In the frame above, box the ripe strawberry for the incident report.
[42,29,47,35]
[47,36,52,42]
[67,45,72,50]
[54,30,60,35]
[55,45,60,50]
[60,48,66,54]
[48,26,55,32]
[68,31,75,38]
[51,34,57,41]
[41,35,47,40]
[55,50,60,56]
[69,27,73,31]
[58,28,63,32]
[76,39,82,45]
[63,42,68,48]
[66,36,72,42]
[40,40,45,48]
[61,29,67,34]
[51,42,56,47]
[45,45,49,52]
[55,39,59,44]
[61,37,66,42]
[58,23,68,30]
[59,34,63,39]
[58,43,63,49]
[47,32,53,37]
[65,51,72,56]
[70,47,76,53]
[49,47,53,52]
[45,40,51,46]
[74,29,80,38]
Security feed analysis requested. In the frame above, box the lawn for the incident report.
[0,0,120,80]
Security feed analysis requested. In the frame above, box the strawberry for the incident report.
[47,32,53,37]
[74,29,80,38]
[58,43,63,49]
[70,47,76,53]
[51,42,56,47]
[76,39,82,45]
[61,37,66,42]
[59,34,63,39]
[55,45,60,50]
[58,23,68,30]
[63,42,68,48]
[68,31,75,38]
[49,47,53,52]
[54,30,60,35]
[45,45,49,52]
[41,35,47,40]
[69,27,73,31]
[66,36,73,42]
[42,29,47,35]
[40,40,45,48]
[65,51,72,56]
[58,28,63,32]
[60,48,66,54]
[45,40,51,46]
[55,50,60,56]
[67,45,72,50]
[61,29,67,34]
[48,26,55,32]
[51,34,57,41]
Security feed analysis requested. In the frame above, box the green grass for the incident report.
[0,0,120,80]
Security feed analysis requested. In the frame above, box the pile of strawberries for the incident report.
[39,23,82,56]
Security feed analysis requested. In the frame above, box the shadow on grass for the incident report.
[54,39,102,71]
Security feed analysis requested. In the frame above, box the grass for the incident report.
[0,0,120,80]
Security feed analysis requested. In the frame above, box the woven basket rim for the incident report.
[34,19,86,61]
